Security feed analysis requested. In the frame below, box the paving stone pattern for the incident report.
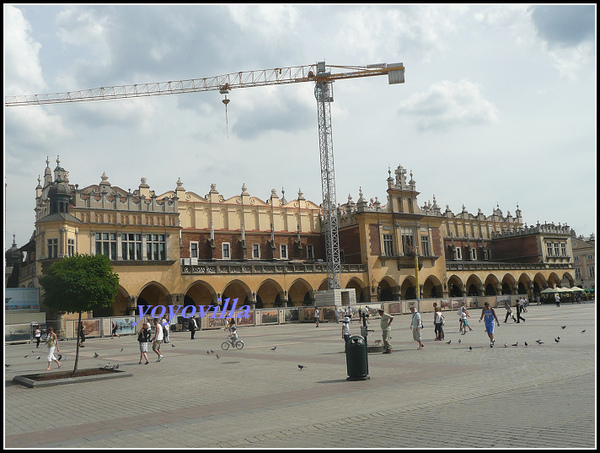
[4,303,596,449]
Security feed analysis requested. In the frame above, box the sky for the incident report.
[3,4,597,251]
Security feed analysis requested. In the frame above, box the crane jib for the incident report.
[5,62,404,106]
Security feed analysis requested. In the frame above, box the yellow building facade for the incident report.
[17,159,575,329]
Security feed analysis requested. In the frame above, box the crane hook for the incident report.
[220,92,230,138]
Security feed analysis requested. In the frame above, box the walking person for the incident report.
[515,299,526,323]
[377,309,394,354]
[504,301,516,323]
[45,326,61,370]
[189,315,198,339]
[314,307,320,327]
[432,303,438,340]
[410,306,424,350]
[554,292,561,307]
[137,322,151,364]
[434,306,445,341]
[78,322,86,347]
[341,317,351,343]
[34,324,42,348]
[152,318,164,362]
[459,302,473,334]
[111,320,120,338]
[162,316,170,343]
[479,302,500,348]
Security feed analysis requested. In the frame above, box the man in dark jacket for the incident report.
[189,316,198,339]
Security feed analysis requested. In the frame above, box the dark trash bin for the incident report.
[346,335,370,381]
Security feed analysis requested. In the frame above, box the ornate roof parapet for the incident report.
[72,176,178,213]
[491,221,571,239]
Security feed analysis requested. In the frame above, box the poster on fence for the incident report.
[112,317,137,335]
[5,288,40,311]
[260,309,279,325]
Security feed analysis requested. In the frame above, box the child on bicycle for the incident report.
[228,325,239,345]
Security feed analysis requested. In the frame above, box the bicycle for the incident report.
[221,336,244,350]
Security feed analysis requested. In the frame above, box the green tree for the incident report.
[40,253,120,375]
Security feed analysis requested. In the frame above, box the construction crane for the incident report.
[5,61,405,290]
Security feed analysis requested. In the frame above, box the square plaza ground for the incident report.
[4,302,596,449]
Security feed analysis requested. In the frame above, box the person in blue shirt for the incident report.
[479,302,500,347]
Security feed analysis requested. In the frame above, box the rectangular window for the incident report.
[47,238,58,258]
[589,266,595,278]
[421,235,430,256]
[122,233,142,260]
[575,268,582,279]
[190,242,199,259]
[67,239,75,257]
[306,244,314,260]
[574,256,580,262]
[455,247,462,260]
[222,242,231,260]
[146,234,166,261]
[95,233,117,260]
[546,243,553,256]
[553,242,560,256]
[486,249,492,260]
[470,247,477,261]
[252,243,260,259]
[560,242,567,256]
[280,244,288,259]
[382,234,394,256]
[401,228,414,255]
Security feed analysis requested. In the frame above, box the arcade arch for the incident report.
[288,278,313,306]
[447,275,464,297]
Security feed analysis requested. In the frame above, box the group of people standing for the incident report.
[137,317,169,364]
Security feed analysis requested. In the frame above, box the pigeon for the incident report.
[511,342,518,347]
[270,346,277,350]
[24,355,29,358]
[94,353,100,358]
[298,364,306,370]
[5,364,11,367]
[581,330,586,334]
[172,344,175,347]
[457,339,461,344]
[215,354,220,359]
[468,346,472,351]
[210,350,214,354]
[115,364,120,369]
[554,338,560,343]
[37,356,40,360]
[504,343,508,348]
[561,325,567,329]
[120,348,124,352]
[535,339,543,344]
[446,340,452,344]
[524,342,528,347]
[207,350,210,354]
[57,354,63,361]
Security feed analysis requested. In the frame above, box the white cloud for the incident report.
[398,79,499,131]
[3,5,47,94]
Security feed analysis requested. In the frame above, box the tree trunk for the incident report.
[73,311,82,376]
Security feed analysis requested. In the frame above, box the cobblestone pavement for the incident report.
[4,303,596,449]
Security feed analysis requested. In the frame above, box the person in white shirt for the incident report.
[410,306,424,350]
[152,318,164,362]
